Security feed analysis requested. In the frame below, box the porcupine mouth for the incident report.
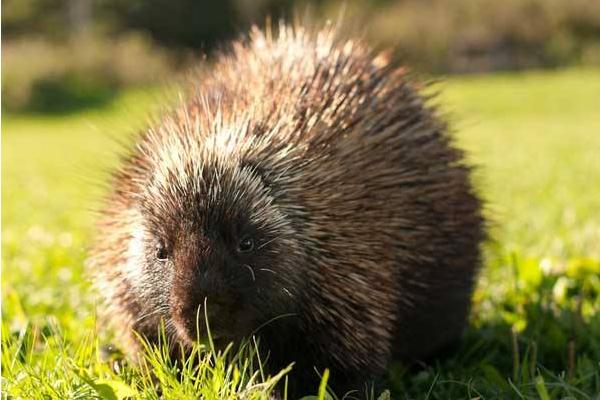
[171,305,237,350]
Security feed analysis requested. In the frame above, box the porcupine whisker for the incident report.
[257,236,280,249]
[164,319,179,351]
[258,268,277,275]
[249,312,298,337]
[244,264,256,282]
[166,319,177,337]
[134,306,168,325]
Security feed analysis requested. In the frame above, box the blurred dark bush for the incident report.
[356,0,600,73]
[103,0,242,49]
[2,33,175,113]
[2,0,600,112]
[2,0,296,113]
[2,0,298,47]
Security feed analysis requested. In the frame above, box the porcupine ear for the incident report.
[240,160,271,189]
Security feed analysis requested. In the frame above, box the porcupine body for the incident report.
[91,25,484,397]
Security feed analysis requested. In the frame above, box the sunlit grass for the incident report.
[3,68,600,398]
[1,320,291,399]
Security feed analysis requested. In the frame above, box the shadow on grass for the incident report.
[386,256,600,399]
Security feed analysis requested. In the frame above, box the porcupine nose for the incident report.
[170,261,231,342]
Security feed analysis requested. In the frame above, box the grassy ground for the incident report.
[2,68,599,399]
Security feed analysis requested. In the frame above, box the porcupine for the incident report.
[91,24,484,397]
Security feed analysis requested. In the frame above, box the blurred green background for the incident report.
[2,1,600,398]
[3,0,600,113]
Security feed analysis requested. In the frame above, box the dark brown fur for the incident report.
[91,25,484,397]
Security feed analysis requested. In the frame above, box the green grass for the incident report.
[3,68,600,399]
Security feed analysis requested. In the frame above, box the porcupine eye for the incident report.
[237,236,255,253]
[155,241,169,261]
